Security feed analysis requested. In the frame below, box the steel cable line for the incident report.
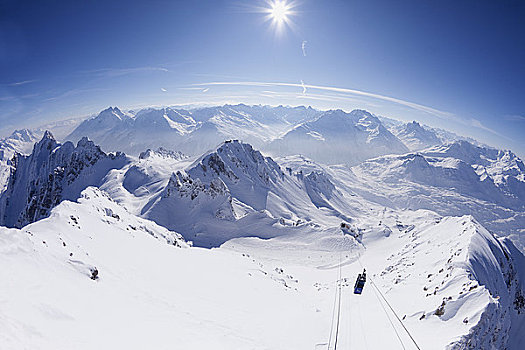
[328,253,343,350]
[370,278,407,350]
[333,254,343,350]
[357,253,422,350]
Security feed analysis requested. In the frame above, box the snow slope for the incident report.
[2,184,524,349]
[268,109,409,166]
[392,120,442,151]
[224,211,525,350]
[352,140,525,250]
[0,187,350,350]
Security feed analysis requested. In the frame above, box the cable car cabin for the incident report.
[354,269,367,294]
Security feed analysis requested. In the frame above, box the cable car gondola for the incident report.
[354,269,367,294]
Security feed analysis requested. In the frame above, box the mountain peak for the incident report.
[407,120,422,129]
[95,106,128,122]
[393,121,442,151]
[42,130,55,141]
[0,135,128,228]
[102,106,122,114]
[33,130,58,153]
[189,140,282,186]
[9,129,38,142]
[312,109,354,127]
[350,109,373,116]
[76,136,96,149]
[139,147,186,160]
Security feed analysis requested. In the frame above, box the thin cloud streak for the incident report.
[193,81,506,138]
[81,66,169,78]
[0,93,41,101]
[468,118,510,140]
[43,88,110,102]
[193,81,453,119]
[178,87,209,91]
[504,114,525,122]
[258,90,368,104]
[7,79,38,87]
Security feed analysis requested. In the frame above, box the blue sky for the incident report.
[1,0,524,156]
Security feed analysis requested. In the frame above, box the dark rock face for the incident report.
[0,131,128,228]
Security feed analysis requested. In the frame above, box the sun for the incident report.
[270,1,291,24]
[262,0,296,35]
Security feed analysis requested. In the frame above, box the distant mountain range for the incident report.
[2,104,493,165]
[1,104,525,349]
[268,109,409,165]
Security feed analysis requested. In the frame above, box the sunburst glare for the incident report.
[262,0,297,35]
[270,1,291,23]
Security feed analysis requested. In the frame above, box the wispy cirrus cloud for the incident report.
[192,81,507,138]
[43,87,109,102]
[193,81,454,119]
[81,66,169,78]
[468,118,509,139]
[301,41,307,56]
[504,114,525,122]
[7,79,38,87]
[0,93,40,101]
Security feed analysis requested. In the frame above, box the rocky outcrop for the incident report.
[0,131,128,228]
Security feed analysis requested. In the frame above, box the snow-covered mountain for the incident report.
[425,140,525,193]
[66,104,323,156]
[2,105,525,349]
[102,140,343,247]
[0,128,41,161]
[381,117,487,151]
[432,127,487,148]
[187,104,321,127]
[0,120,86,193]
[66,107,134,151]
[352,140,525,251]
[268,109,409,166]
[0,132,128,228]
[0,129,43,193]
[392,120,442,151]
[138,147,187,161]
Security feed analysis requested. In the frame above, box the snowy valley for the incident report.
[1,104,524,349]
